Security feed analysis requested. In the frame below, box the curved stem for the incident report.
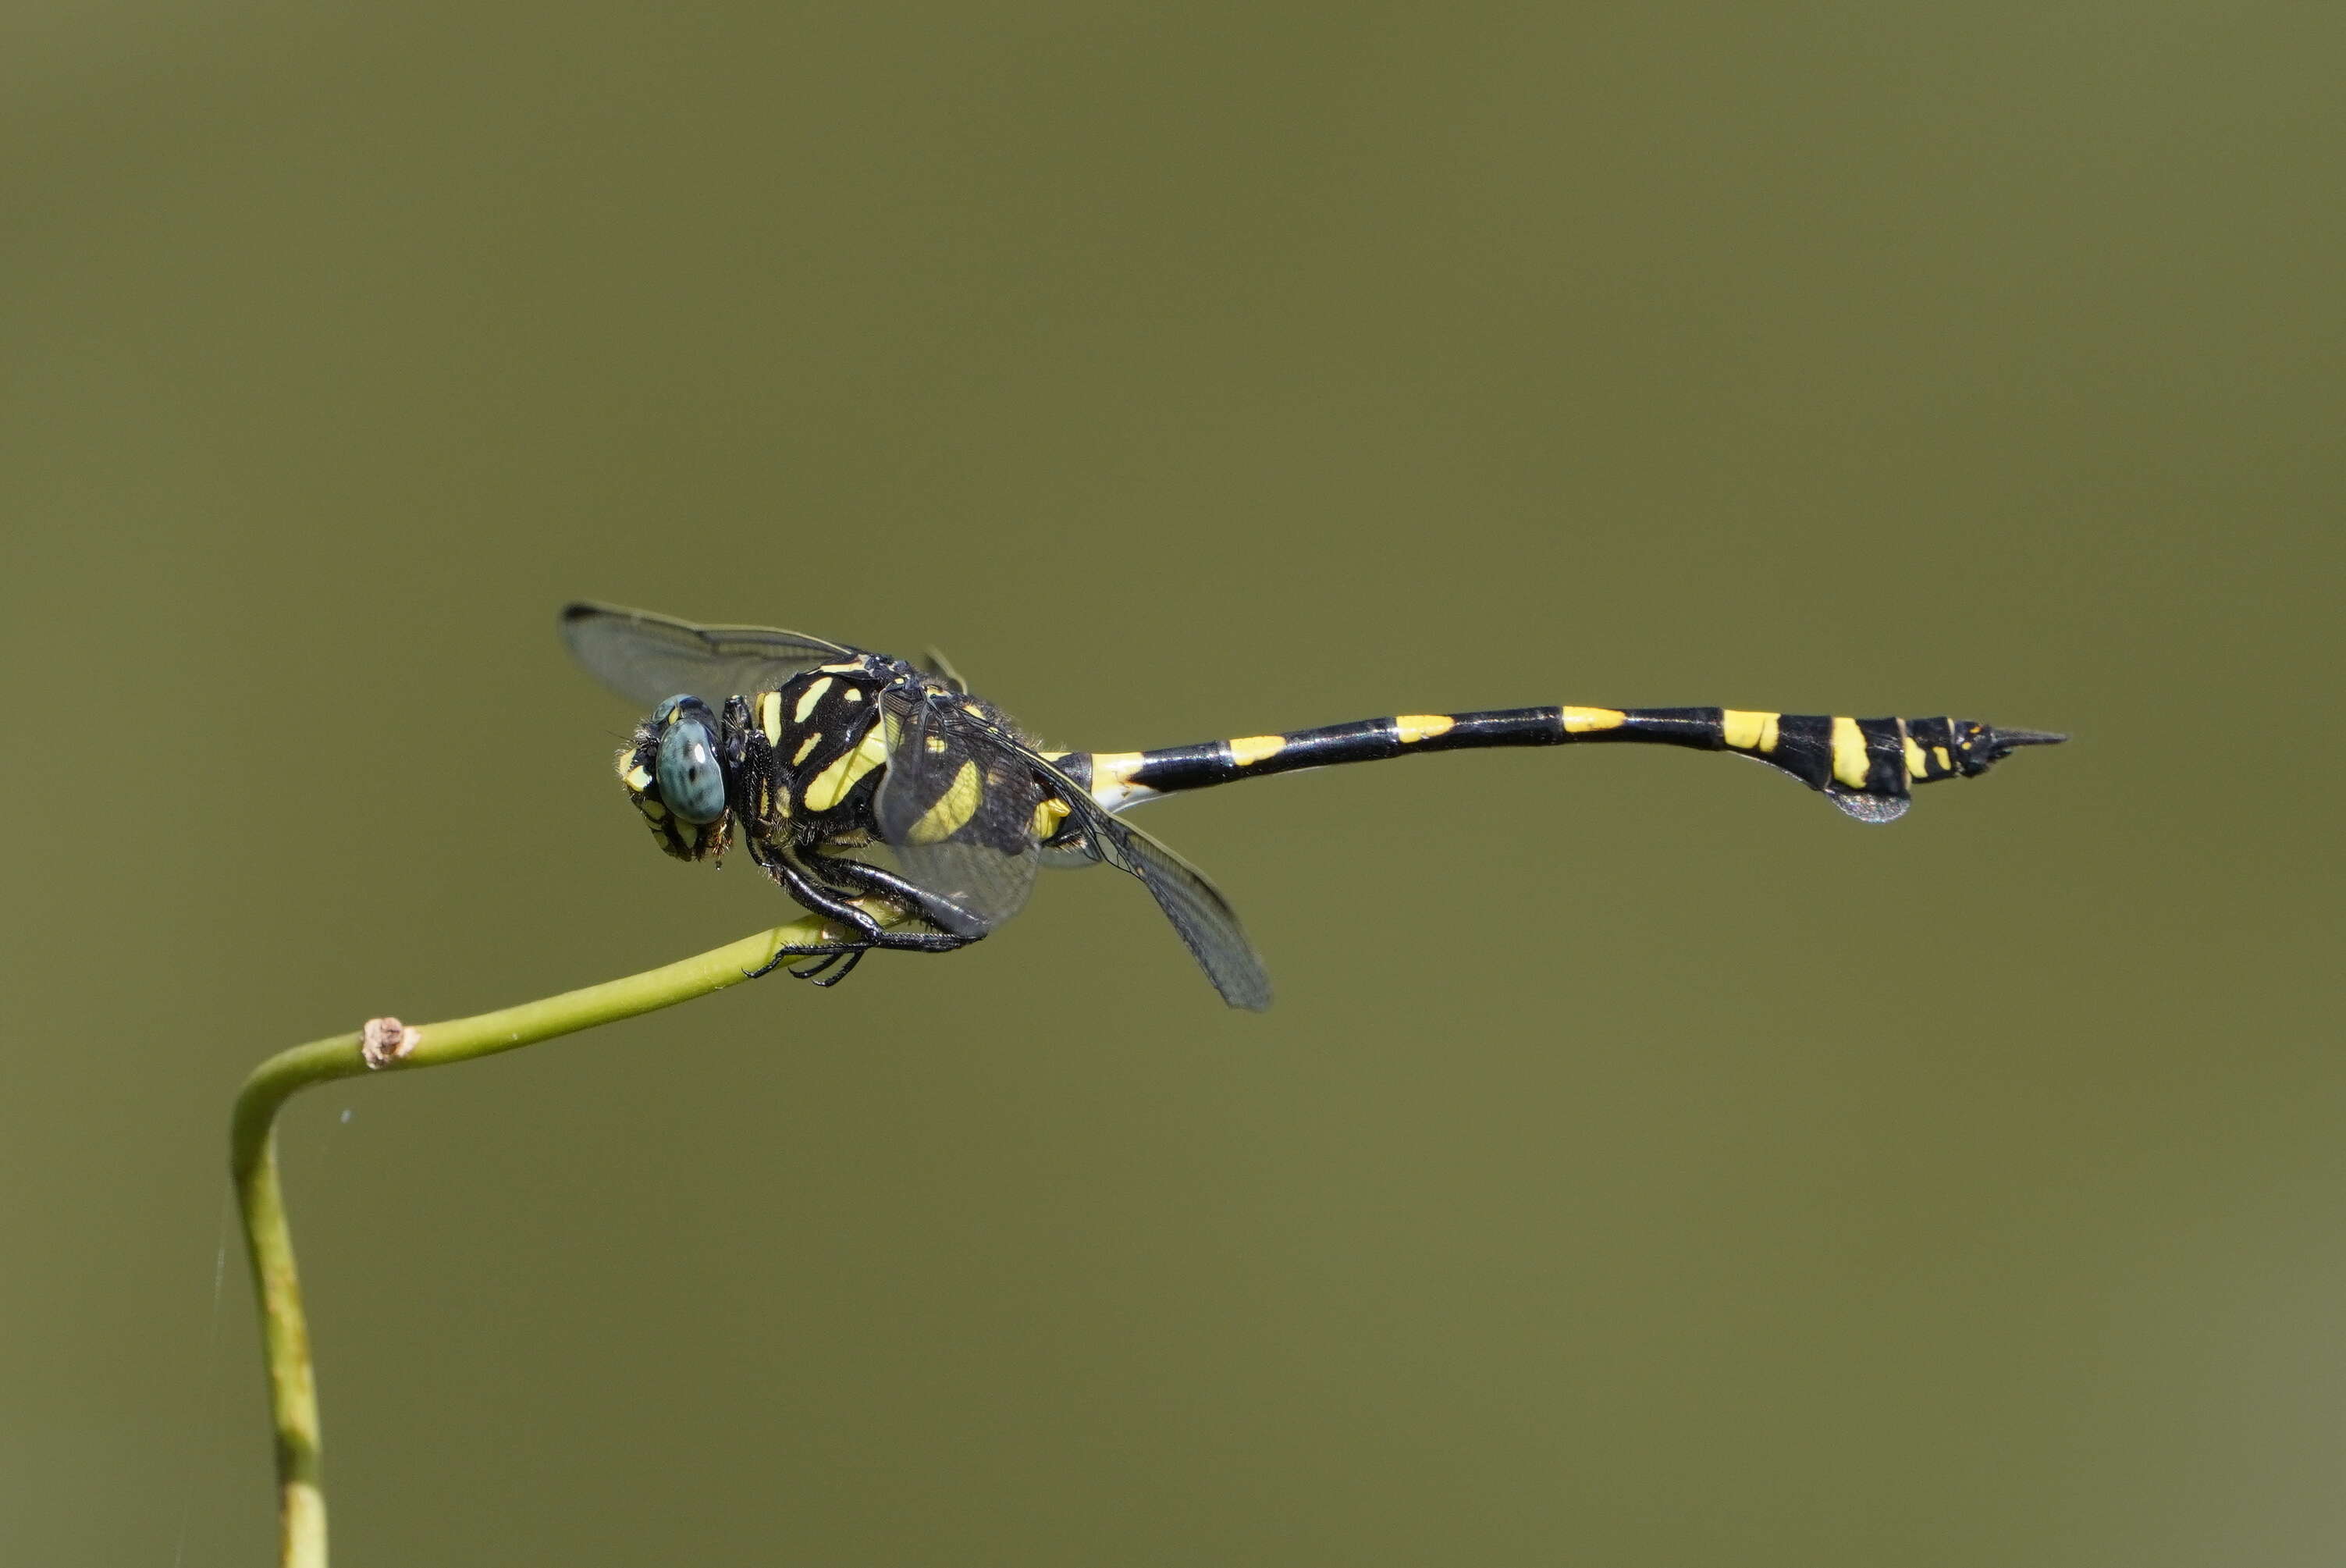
[229,914,856,1568]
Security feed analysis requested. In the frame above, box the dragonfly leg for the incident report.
[783,948,853,983]
[804,852,988,937]
[794,948,866,987]
[741,852,975,984]
[742,940,892,984]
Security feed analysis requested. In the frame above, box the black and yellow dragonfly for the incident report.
[562,603,2065,1010]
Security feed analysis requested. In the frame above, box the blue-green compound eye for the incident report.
[655,700,727,823]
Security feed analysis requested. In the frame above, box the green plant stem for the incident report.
[229,913,852,1568]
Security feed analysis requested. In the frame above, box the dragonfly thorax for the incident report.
[614,656,970,866]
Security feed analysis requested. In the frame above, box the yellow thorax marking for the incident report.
[1902,737,1930,780]
[1228,734,1286,767]
[792,732,822,765]
[905,759,983,844]
[1030,796,1072,837]
[1721,709,1780,752]
[1935,745,1953,773]
[1394,715,1454,743]
[758,691,784,746]
[794,677,834,724]
[1560,706,1626,733]
[800,725,890,812]
[1830,716,1871,788]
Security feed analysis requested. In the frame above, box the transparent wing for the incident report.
[872,695,1044,937]
[1024,753,1273,1011]
[560,602,858,708]
[1824,787,1911,823]
[919,645,969,694]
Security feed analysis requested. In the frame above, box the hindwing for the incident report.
[872,691,1047,936]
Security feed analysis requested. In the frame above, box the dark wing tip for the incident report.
[1201,940,1275,1011]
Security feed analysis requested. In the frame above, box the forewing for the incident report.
[1025,755,1273,1011]
[873,698,1045,937]
[560,602,857,708]
[919,645,970,694]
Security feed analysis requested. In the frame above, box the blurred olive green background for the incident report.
[5,2,2340,1563]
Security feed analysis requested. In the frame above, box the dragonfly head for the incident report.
[615,694,734,861]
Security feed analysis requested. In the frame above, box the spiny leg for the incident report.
[741,852,975,984]
[779,855,976,953]
[784,947,866,987]
[802,852,992,938]
[740,850,874,981]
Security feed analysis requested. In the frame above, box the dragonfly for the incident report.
[561,603,2065,1010]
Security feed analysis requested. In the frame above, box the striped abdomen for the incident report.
[1066,706,2065,823]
